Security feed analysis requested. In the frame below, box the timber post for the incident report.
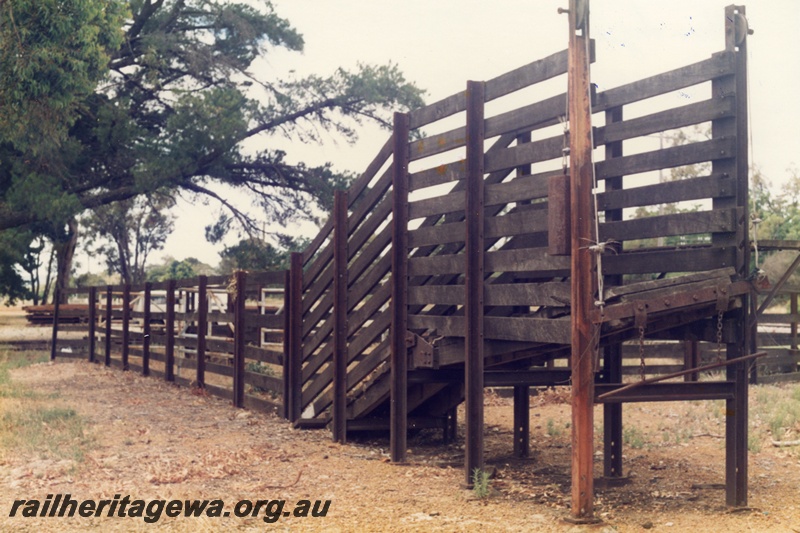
[464,79,486,484]
[232,270,247,408]
[196,275,208,388]
[165,279,176,382]
[88,287,97,363]
[566,0,598,521]
[143,282,151,376]
[104,286,112,366]
[332,189,349,443]
[50,287,61,361]
[390,112,410,463]
[122,284,130,370]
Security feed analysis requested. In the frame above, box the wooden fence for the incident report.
[52,271,289,416]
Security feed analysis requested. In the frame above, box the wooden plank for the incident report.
[348,253,391,312]
[243,394,281,414]
[409,126,466,162]
[594,51,734,111]
[122,285,130,370]
[348,308,391,367]
[245,371,284,395]
[485,93,567,139]
[142,282,151,376]
[408,221,465,249]
[486,209,548,240]
[408,253,464,277]
[347,136,394,210]
[408,191,464,220]
[596,137,736,180]
[484,281,571,307]
[486,316,570,344]
[245,313,283,330]
[88,287,96,363]
[348,193,391,261]
[485,248,570,275]
[603,246,737,275]
[243,345,283,366]
[409,160,466,192]
[409,91,465,130]
[597,174,734,211]
[548,174,570,255]
[408,284,464,306]
[302,314,332,361]
[485,47,571,101]
[346,281,391,337]
[301,262,332,315]
[600,207,740,242]
[605,267,735,300]
[595,96,735,146]
[302,219,333,267]
[302,244,333,295]
[484,171,553,207]
[246,270,286,286]
[347,224,391,287]
[302,290,332,338]
[484,135,563,174]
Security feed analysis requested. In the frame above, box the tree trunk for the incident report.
[54,219,79,305]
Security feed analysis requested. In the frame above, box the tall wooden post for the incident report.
[143,282,151,376]
[50,287,61,361]
[122,284,130,370]
[104,286,112,366]
[165,279,176,382]
[282,270,291,420]
[390,112,410,463]
[721,4,750,508]
[196,275,208,388]
[464,80,486,485]
[332,190,349,443]
[288,253,304,422]
[233,270,247,408]
[88,287,97,363]
[567,0,598,521]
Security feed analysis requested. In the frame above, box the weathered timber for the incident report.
[595,96,735,146]
[596,137,736,181]
[549,174,571,256]
[409,160,466,192]
[597,174,734,211]
[599,207,740,242]
[483,170,553,207]
[594,51,734,111]
[603,246,737,276]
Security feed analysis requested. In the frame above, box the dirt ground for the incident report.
[1,308,800,531]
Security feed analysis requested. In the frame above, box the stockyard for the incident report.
[3,1,800,532]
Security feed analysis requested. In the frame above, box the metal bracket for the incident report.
[715,284,729,312]
[407,331,436,369]
[634,304,648,330]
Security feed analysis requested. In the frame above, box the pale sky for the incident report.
[134,1,798,271]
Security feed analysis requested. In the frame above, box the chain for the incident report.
[638,325,646,381]
[715,310,724,363]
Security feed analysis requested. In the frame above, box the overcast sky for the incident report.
[138,0,798,271]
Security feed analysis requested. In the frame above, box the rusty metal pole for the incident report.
[566,0,599,521]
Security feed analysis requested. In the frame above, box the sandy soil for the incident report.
[1,358,799,532]
[0,303,799,532]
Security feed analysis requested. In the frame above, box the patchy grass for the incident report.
[0,348,93,463]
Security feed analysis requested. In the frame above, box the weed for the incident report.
[546,418,562,437]
[623,425,646,449]
[471,468,491,499]
[0,348,92,463]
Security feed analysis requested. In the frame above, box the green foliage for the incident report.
[218,235,309,274]
[471,468,491,499]
[145,256,216,282]
[0,0,126,150]
[82,193,175,284]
